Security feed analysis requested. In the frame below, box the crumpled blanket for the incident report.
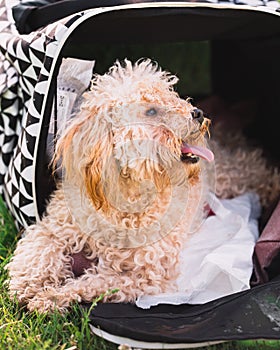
[136,192,261,309]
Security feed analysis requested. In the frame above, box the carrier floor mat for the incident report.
[86,275,280,347]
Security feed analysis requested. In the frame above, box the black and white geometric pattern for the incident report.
[200,0,280,8]
[0,0,279,229]
[0,0,72,228]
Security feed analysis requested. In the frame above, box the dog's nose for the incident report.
[191,108,204,124]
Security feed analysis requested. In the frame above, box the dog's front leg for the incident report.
[6,222,78,313]
[46,270,140,309]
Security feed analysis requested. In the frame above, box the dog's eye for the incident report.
[145,108,158,117]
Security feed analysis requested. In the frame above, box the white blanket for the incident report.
[136,192,260,309]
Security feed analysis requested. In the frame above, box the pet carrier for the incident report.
[1,0,280,348]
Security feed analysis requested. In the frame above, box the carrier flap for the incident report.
[87,275,280,345]
[13,0,177,34]
[12,0,280,35]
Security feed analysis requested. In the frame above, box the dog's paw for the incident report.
[27,289,81,313]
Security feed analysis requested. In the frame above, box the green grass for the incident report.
[1,195,280,349]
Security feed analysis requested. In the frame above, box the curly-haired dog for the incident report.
[7,59,280,313]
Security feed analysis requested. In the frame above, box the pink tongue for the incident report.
[181,143,214,162]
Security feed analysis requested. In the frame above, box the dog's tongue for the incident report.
[181,143,214,162]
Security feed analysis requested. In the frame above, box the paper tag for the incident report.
[47,57,95,163]
[56,88,77,133]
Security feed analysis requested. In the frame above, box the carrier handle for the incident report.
[13,0,191,34]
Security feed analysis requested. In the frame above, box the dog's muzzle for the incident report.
[180,108,214,163]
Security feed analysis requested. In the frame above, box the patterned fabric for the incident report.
[203,0,280,9]
[0,0,73,228]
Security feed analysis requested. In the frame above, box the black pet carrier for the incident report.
[1,0,280,348]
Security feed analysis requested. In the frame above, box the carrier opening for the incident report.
[1,1,280,346]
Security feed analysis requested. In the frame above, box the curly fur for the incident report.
[6,59,280,313]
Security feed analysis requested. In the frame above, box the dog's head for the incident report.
[56,59,214,225]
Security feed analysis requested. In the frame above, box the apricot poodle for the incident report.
[6,59,280,313]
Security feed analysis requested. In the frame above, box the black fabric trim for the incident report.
[34,59,61,218]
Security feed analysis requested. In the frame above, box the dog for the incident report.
[6,59,280,313]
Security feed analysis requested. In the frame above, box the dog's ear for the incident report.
[54,107,114,212]
[82,136,114,212]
